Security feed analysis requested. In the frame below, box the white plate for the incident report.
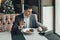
[21,28,34,34]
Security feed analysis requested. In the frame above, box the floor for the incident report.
[44,31,60,40]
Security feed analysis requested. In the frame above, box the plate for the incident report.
[21,28,34,34]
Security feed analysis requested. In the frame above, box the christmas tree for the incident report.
[2,0,15,14]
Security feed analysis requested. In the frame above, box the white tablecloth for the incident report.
[23,29,48,40]
[0,29,48,40]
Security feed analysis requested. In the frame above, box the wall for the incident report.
[55,0,60,35]
[42,6,53,32]
[42,0,53,6]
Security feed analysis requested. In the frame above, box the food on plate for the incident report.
[29,29,34,32]
[26,29,34,33]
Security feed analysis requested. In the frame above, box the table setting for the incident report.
[21,28,48,40]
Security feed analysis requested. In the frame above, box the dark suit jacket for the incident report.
[11,14,26,40]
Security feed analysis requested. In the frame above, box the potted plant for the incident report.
[2,0,15,14]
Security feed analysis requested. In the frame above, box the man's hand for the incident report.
[37,27,43,32]
[20,24,24,29]
[19,21,24,29]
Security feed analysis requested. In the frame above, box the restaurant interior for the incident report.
[0,0,60,40]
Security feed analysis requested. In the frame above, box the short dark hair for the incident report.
[24,5,32,10]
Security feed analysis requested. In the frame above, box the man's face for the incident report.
[24,9,32,17]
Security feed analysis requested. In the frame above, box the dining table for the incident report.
[0,28,48,40]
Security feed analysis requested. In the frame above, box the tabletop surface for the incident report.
[0,29,48,40]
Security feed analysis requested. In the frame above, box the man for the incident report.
[11,5,47,34]
[11,5,47,40]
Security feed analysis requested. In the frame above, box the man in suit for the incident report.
[11,5,47,34]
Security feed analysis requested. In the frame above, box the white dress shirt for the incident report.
[24,15,30,28]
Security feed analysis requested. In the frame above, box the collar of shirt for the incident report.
[24,14,30,18]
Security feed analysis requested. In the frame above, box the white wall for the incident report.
[42,6,53,32]
[55,0,60,35]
